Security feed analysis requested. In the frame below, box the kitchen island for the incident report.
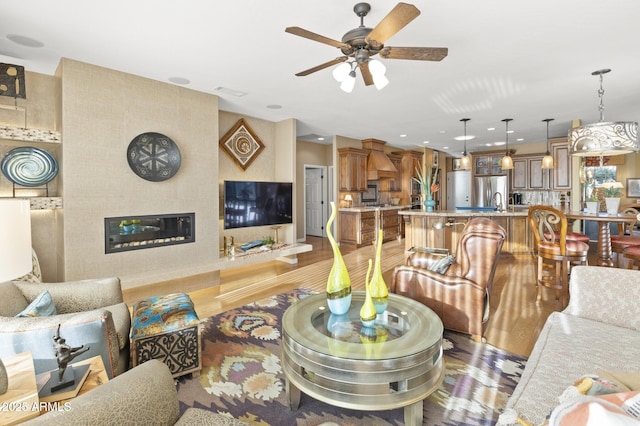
[399,209,530,254]
[339,206,410,247]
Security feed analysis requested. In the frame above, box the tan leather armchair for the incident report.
[390,217,505,341]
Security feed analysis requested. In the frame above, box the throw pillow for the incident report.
[15,290,57,317]
[427,255,455,274]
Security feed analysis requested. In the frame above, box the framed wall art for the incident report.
[219,118,265,171]
[627,178,640,198]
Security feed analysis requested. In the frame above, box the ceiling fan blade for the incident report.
[358,62,374,86]
[285,26,349,49]
[366,3,420,45]
[295,57,348,76]
[380,46,448,61]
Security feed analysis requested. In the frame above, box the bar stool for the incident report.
[529,206,590,307]
[623,245,640,270]
[611,205,640,267]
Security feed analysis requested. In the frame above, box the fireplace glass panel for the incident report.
[105,213,195,253]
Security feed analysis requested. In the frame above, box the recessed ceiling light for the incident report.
[485,143,493,146]
[516,138,524,141]
[487,127,495,131]
[213,86,248,97]
[317,137,325,141]
[507,130,514,134]
[399,134,407,138]
[454,135,475,141]
[439,130,446,134]
[494,141,506,146]
[266,104,282,109]
[442,146,449,150]
[6,34,44,48]
[168,77,190,85]
[423,141,430,144]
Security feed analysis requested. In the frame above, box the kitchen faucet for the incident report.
[493,192,504,212]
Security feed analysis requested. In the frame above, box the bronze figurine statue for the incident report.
[52,324,90,382]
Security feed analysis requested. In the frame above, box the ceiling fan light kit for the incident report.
[501,118,514,170]
[286,2,447,92]
[568,69,639,157]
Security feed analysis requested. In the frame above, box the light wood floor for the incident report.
[123,236,584,358]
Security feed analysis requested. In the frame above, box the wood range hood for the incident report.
[362,138,397,180]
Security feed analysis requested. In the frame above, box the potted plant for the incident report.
[600,182,624,215]
[412,163,439,212]
[585,192,599,215]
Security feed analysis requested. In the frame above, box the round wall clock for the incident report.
[127,132,181,182]
[1,146,59,187]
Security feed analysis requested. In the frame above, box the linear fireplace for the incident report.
[104,213,195,254]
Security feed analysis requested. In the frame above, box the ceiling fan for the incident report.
[285,2,448,87]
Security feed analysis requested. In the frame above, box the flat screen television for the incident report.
[223,180,293,229]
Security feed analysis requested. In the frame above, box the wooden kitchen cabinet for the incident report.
[338,148,368,191]
[551,139,571,190]
[340,210,376,247]
[474,155,506,176]
[381,209,400,241]
[393,150,423,205]
[510,155,548,190]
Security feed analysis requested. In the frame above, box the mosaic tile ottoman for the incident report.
[130,293,201,378]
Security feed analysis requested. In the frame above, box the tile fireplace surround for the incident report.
[104,212,195,254]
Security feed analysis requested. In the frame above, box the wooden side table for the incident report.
[35,355,109,411]
[0,352,40,425]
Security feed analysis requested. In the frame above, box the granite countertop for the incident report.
[339,205,411,212]
[399,209,529,217]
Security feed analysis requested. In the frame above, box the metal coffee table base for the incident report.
[282,337,444,426]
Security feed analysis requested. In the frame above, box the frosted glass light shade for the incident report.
[459,154,472,170]
[332,62,351,82]
[340,76,356,93]
[0,199,32,282]
[568,121,639,156]
[541,153,554,169]
[501,155,514,170]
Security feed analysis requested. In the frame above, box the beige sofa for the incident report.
[0,278,130,378]
[23,359,249,425]
[498,266,640,425]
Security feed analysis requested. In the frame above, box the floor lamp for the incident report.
[0,199,32,395]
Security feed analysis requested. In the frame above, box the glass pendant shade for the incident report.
[541,118,554,169]
[568,69,639,156]
[459,118,472,170]
[369,59,389,90]
[501,118,514,170]
[459,154,472,170]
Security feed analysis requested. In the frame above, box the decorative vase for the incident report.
[586,201,599,215]
[369,229,388,314]
[360,259,377,327]
[0,358,8,395]
[424,196,436,212]
[605,197,620,215]
[326,201,352,315]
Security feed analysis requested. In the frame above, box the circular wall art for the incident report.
[1,146,59,187]
[127,132,181,182]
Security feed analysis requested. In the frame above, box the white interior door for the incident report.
[305,166,325,237]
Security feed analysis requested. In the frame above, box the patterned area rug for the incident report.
[177,288,527,425]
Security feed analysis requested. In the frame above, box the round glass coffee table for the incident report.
[281,291,444,426]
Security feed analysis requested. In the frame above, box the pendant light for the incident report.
[459,118,472,170]
[501,118,514,170]
[568,69,639,156]
[541,118,554,169]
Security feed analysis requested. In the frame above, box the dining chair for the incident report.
[623,245,640,270]
[528,206,589,307]
[611,204,640,267]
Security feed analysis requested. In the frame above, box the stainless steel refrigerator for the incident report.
[447,171,472,208]
[473,175,508,209]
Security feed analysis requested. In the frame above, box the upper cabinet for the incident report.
[550,139,571,190]
[474,154,507,176]
[338,147,368,192]
[511,155,547,190]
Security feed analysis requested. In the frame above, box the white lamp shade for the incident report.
[340,75,356,93]
[369,60,389,90]
[332,63,351,82]
[0,199,32,282]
